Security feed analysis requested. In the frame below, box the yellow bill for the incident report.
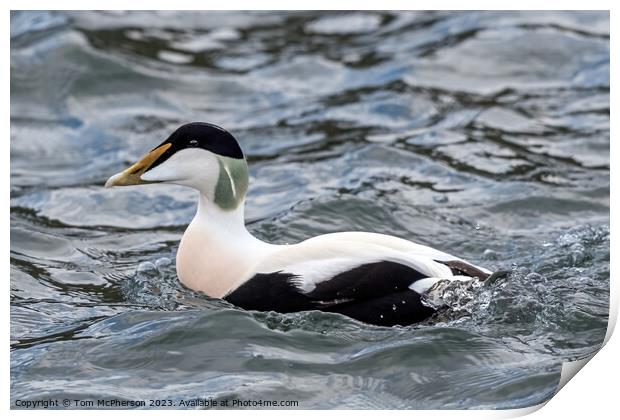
[105,143,171,188]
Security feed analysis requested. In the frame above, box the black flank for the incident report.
[326,290,436,326]
[224,261,439,327]
[224,272,316,313]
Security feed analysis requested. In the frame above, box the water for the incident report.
[10,11,609,409]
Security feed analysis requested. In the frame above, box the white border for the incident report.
[4,2,616,419]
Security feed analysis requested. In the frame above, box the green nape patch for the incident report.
[214,156,249,210]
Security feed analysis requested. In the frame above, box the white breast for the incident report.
[176,221,253,298]
[175,197,280,298]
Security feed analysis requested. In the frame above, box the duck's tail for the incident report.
[485,269,511,284]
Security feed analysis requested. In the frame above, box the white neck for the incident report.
[175,193,276,298]
[195,193,250,238]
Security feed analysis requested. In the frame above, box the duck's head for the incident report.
[105,122,248,211]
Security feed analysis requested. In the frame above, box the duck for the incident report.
[105,122,495,326]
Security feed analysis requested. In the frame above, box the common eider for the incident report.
[106,122,494,326]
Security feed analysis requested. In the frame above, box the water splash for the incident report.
[119,258,177,310]
[419,225,609,358]
[421,278,490,316]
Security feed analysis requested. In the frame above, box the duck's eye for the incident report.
[188,139,198,147]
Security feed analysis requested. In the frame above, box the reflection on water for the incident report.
[11,11,609,409]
